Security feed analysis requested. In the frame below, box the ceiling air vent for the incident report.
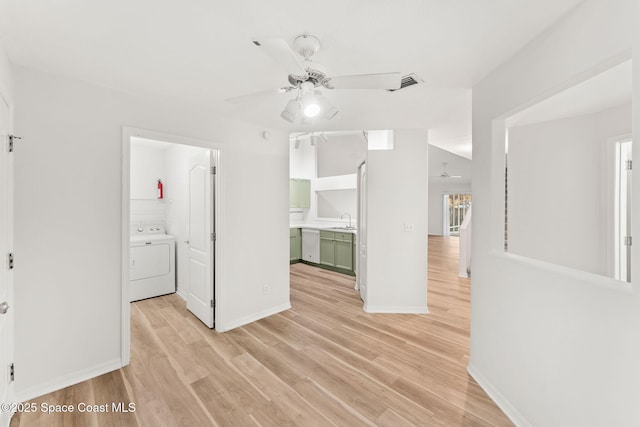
[387,73,423,92]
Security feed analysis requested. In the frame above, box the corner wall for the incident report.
[365,129,428,313]
[470,0,638,425]
[12,66,290,400]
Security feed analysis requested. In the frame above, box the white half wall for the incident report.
[365,129,428,313]
[470,0,638,425]
[12,66,290,400]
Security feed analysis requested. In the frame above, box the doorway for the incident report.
[443,193,472,236]
[121,127,220,365]
[614,138,632,282]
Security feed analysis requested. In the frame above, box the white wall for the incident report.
[12,66,290,400]
[0,46,12,105]
[470,0,638,425]
[428,145,472,235]
[164,143,210,297]
[316,189,357,219]
[317,134,367,178]
[130,144,165,199]
[508,104,631,277]
[130,143,168,225]
[365,129,428,313]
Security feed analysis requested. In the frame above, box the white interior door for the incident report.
[357,162,367,303]
[0,89,13,415]
[186,150,215,328]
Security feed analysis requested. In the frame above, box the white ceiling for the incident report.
[507,59,632,127]
[0,0,583,158]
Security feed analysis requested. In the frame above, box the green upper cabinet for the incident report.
[290,178,311,208]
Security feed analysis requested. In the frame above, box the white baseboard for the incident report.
[467,363,531,427]
[216,302,291,332]
[176,288,187,301]
[363,304,428,314]
[12,358,122,404]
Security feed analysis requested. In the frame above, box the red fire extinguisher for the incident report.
[157,179,164,199]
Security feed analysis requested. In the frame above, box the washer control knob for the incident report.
[137,227,143,232]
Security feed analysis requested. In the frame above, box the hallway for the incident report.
[11,236,511,426]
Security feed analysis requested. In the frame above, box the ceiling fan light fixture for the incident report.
[281,98,301,123]
[303,102,321,118]
[301,90,321,118]
[323,105,339,120]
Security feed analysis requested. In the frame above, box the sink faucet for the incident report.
[341,212,353,229]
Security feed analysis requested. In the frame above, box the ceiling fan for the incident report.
[431,162,462,179]
[226,34,402,123]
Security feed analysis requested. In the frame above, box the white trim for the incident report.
[467,364,531,427]
[363,305,428,314]
[12,358,122,403]
[490,250,633,293]
[120,128,131,366]
[176,289,187,301]
[121,126,223,365]
[216,302,291,332]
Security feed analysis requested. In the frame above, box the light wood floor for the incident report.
[11,236,512,426]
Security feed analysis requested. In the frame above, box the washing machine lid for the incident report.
[130,234,175,243]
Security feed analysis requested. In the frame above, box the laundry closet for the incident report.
[129,136,216,327]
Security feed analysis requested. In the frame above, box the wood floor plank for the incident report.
[11,236,513,427]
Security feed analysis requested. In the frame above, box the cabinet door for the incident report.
[335,237,353,270]
[320,238,335,266]
[290,229,301,261]
[297,179,310,208]
[290,179,311,208]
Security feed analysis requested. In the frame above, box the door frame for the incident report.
[121,127,222,365]
[0,81,14,425]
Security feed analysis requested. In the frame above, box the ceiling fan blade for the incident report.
[225,87,294,104]
[323,72,402,90]
[252,37,308,77]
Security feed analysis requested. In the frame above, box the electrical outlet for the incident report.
[404,223,415,232]
[263,284,269,295]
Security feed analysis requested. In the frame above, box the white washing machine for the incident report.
[130,224,176,302]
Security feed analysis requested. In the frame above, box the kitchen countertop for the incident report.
[290,224,357,234]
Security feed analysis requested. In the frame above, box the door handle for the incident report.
[184,240,190,244]
[0,302,9,314]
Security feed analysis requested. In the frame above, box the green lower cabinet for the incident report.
[318,230,354,275]
[335,239,353,270]
[320,232,336,266]
[290,228,301,263]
